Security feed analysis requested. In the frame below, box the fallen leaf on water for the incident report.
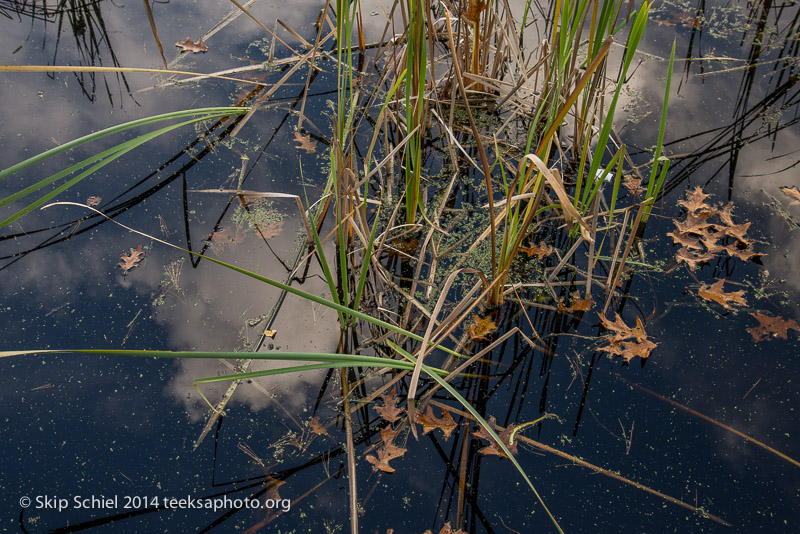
[119,244,145,273]
[622,175,646,195]
[472,416,517,458]
[294,131,317,154]
[780,185,800,206]
[415,405,458,441]
[468,315,497,341]
[86,196,101,206]
[423,523,469,534]
[747,312,800,342]
[597,313,655,363]
[375,388,404,423]
[175,36,208,53]
[308,416,329,437]
[561,291,593,312]
[698,279,747,310]
[520,241,555,259]
[366,426,407,473]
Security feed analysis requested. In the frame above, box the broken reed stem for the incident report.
[429,401,732,527]
[620,378,800,470]
[341,365,359,534]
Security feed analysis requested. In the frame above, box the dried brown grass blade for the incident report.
[141,0,168,69]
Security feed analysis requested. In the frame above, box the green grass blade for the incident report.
[388,341,564,534]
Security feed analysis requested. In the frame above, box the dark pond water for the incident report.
[1,1,799,533]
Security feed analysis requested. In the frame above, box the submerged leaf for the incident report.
[520,241,554,259]
[698,279,747,310]
[308,416,329,437]
[175,36,208,53]
[747,312,800,342]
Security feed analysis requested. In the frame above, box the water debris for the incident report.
[519,241,555,259]
[473,416,517,458]
[467,315,497,341]
[118,244,145,273]
[175,36,208,53]
[780,185,800,206]
[415,405,457,441]
[85,196,101,206]
[668,187,760,270]
[293,131,317,154]
[747,312,800,342]
[374,388,403,423]
[365,426,406,473]
[597,313,656,363]
[698,279,747,310]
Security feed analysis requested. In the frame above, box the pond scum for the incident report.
[1,0,799,532]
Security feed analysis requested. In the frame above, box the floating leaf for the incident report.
[423,523,469,534]
[293,131,317,154]
[779,185,800,207]
[85,196,101,206]
[677,186,712,213]
[622,175,646,195]
[175,36,208,53]
[597,313,655,363]
[473,416,517,458]
[375,388,404,423]
[263,329,277,339]
[747,312,800,342]
[561,291,593,312]
[698,279,747,310]
[119,244,145,273]
[468,315,497,341]
[520,241,555,259]
[366,426,407,473]
[416,405,458,441]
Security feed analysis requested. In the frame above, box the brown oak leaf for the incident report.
[423,523,469,534]
[375,388,404,423]
[779,185,800,207]
[294,131,317,154]
[561,291,594,312]
[597,313,655,362]
[678,186,712,213]
[415,405,458,441]
[519,241,554,259]
[86,196,101,206]
[366,426,407,473]
[175,36,208,53]
[747,312,800,342]
[472,416,517,458]
[675,247,716,270]
[308,416,329,437]
[698,279,747,310]
[468,315,497,341]
[622,175,646,195]
[119,244,145,273]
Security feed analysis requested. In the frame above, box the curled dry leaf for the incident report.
[415,405,458,441]
[780,185,800,207]
[468,315,497,341]
[85,196,101,206]
[747,312,800,342]
[119,244,145,273]
[698,279,747,310]
[175,36,208,53]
